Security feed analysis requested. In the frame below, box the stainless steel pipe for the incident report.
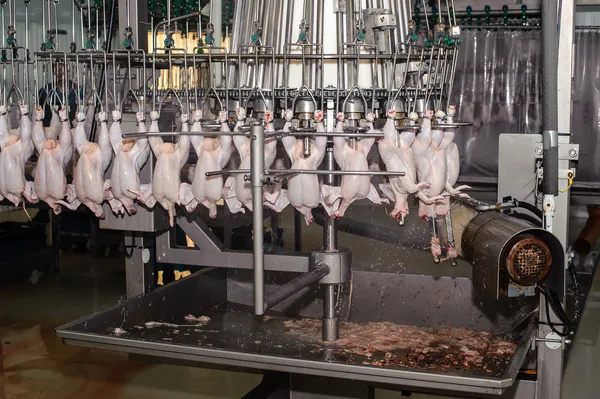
[251,122,265,316]
[322,101,339,342]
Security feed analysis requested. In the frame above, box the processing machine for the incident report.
[0,0,582,397]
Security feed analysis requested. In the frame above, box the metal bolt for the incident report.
[568,148,578,158]
[535,147,543,156]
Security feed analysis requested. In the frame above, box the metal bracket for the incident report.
[535,143,579,161]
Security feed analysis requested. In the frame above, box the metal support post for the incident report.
[251,123,265,316]
[323,99,340,341]
[124,232,155,298]
[537,1,574,398]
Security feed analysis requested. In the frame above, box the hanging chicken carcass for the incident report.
[0,104,38,206]
[413,110,447,219]
[378,110,443,223]
[148,112,190,226]
[107,111,153,215]
[71,111,112,217]
[282,109,328,225]
[181,110,233,217]
[33,109,76,214]
[322,112,388,218]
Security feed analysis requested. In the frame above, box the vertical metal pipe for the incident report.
[285,0,295,45]
[257,0,272,88]
[274,0,286,87]
[322,100,339,341]
[325,286,336,319]
[213,0,223,86]
[316,0,324,89]
[306,0,314,88]
[294,210,303,251]
[227,0,243,85]
[336,10,346,88]
[399,0,408,47]
[251,123,265,316]
[542,0,559,196]
[345,0,355,85]
[244,0,256,88]
[324,149,338,249]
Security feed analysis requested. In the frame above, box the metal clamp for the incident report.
[309,248,352,285]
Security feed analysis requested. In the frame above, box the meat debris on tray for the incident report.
[283,319,517,376]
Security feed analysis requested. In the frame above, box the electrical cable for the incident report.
[568,263,583,322]
[559,176,573,193]
[536,284,573,337]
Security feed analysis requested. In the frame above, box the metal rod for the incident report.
[205,169,406,177]
[251,123,265,316]
[323,285,338,341]
[322,100,339,342]
[33,52,435,61]
[122,130,248,138]
[264,264,330,310]
[324,148,338,250]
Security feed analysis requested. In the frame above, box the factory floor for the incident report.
[0,207,598,399]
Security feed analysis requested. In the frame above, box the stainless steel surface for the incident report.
[157,219,309,272]
[56,269,538,397]
[124,233,154,298]
[251,123,266,316]
[310,248,352,285]
[324,148,338,251]
[264,264,330,310]
[293,98,316,118]
[321,299,338,342]
[462,212,565,300]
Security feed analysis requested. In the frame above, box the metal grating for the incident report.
[506,237,552,286]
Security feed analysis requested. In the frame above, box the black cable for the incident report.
[568,263,583,322]
[536,284,573,337]
[514,200,544,220]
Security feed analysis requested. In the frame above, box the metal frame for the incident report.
[154,215,309,273]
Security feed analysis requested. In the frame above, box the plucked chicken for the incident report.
[378,110,443,223]
[282,109,327,225]
[71,111,112,217]
[441,105,469,198]
[0,104,37,206]
[148,112,190,226]
[107,111,152,215]
[322,112,388,218]
[413,110,447,219]
[0,105,8,137]
[181,110,233,217]
[33,109,75,214]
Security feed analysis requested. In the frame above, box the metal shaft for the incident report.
[264,264,330,310]
[251,123,265,316]
[323,100,339,341]
[323,285,338,341]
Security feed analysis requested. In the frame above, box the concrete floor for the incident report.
[0,205,598,398]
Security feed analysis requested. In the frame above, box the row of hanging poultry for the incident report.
[0,102,467,253]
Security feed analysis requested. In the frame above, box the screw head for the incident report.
[568,148,578,157]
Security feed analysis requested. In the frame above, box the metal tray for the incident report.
[56,268,536,396]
